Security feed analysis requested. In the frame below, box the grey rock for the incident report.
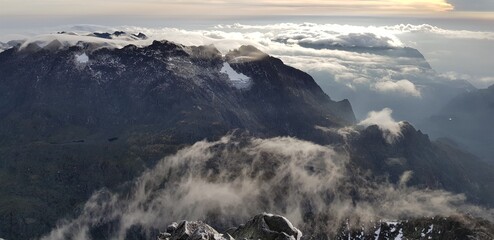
[159,213,302,240]
[160,220,228,240]
[229,213,302,240]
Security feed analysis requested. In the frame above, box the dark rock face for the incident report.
[159,221,227,240]
[227,214,302,240]
[0,42,354,145]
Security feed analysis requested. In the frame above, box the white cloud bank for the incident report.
[386,24,494,40]
[2,22,492,122]
[373,79,422,97]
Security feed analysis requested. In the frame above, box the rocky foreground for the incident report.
[159,213,494,240]
[159,214,302,240]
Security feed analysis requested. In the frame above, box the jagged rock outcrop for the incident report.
[158,214,302,240]
[227,214,302,240]
[158,221,229,240]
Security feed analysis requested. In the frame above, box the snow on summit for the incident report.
[220,62,251,89]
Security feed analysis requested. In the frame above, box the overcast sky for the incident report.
[0,0,493,18]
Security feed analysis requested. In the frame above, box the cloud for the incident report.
[225,23,404,48]
[439,71,494,89]
[373,79,422,97]
[386,24,494,40]
[272,31,403,49]
[41,135,492,240]
[358,108,404,143]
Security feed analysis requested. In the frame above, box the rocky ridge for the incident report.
[158,213,494,240]
[159,214,302,240]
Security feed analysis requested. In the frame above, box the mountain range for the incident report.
[0,32,492,239]
[420,84,494,163]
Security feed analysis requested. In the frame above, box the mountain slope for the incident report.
[420,84,494,163]
[0,41,354,239]
[0,42,354,145]
[348,123,494,207]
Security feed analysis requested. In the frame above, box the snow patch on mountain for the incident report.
[75,53,89,64]
[374,227,381,240]
[395,228,403,240]
[220,62,251,89]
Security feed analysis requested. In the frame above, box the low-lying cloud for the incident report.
[386,24,494,40]
[358,108,404,143]
[42,135,492,240]
[373,79,422,97]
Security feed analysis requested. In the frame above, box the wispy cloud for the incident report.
[373,79,422,98]
[42,135,492,240]
[358,108,404,143]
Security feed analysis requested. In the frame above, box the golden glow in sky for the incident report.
[0,0,483,17]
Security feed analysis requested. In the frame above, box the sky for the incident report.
[0,0,494,18]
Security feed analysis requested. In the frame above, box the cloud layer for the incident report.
[2,22,492,122]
